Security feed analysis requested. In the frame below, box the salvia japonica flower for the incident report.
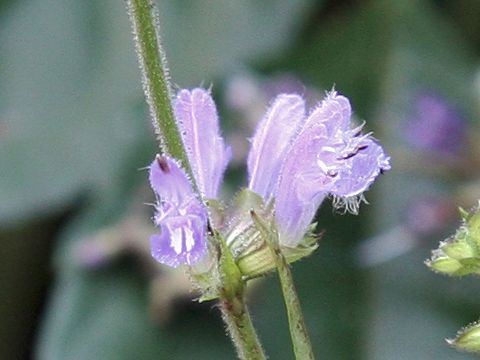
[149,88,390,271]
[149,89,230,267]
[248,91,391,247]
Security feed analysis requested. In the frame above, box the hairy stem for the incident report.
[219,291,267,360]
[125,0,193,178]
[252,211,315,360]
[217,232,267,360]
[271,243,315,359]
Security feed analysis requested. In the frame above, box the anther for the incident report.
[156,154,170,173]
[339,144,369,160]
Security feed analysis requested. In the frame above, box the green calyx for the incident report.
[225,189,319,279]
[191,189,320,301]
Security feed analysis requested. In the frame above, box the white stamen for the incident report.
[184,226,195,252]
[170,227,183,254]
[322,146,336,153]
[317,159,330,174]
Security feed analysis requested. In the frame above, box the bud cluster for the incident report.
[427,205,480,276]
[427,203,480,353]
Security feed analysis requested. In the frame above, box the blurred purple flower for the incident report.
[248,91,391,246]
[406,93,466,156]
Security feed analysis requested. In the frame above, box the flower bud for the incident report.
[427,204,480,276]
[448,321,480,354]
[426,255,463,275]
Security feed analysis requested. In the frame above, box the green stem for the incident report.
[271,242,315,359]
[219,291,267,360]
[252,211,315,360]
[217,232,267,360]
[125,0,193,178]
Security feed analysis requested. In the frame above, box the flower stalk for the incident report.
[252,211,315,360]
[217,232,266,360]
[125,0,193,177]
[219,296,266,360]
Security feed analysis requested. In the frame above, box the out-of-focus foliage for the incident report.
[1,0,480,359]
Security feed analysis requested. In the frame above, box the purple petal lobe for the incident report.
[150,212,207,267]
[305,91,351,135]
[274,91,390,246]
[175,88,230,198]
[149,156,208,267]
[149,155,193,206]
[328,138,391,198]
[247,94,306,199]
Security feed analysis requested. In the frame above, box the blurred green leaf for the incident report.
[367,251,479,360]
[0,0,151,224]
[158,0,316,85]
[37,265,236,360]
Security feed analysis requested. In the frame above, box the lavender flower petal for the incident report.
[328,138,391,199]
[247,94,306,199]
[274,124,331,247]
[304,90,351,135]
[174,88,231,198]
[149,156,208,267]
[149,154,194,205]
[274,92,390,246]
[150,212,207,267]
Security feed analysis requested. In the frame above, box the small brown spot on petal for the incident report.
[156,155,170,173]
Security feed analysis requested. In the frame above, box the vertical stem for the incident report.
[125,0,193,178]
[126,3,266,358]
[217,232,267,360]
[219,291,267,360]
[271,242,315,360]
[252,211,315,360]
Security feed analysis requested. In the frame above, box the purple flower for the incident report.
[149,88,229,267]
[248,91,391,246]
